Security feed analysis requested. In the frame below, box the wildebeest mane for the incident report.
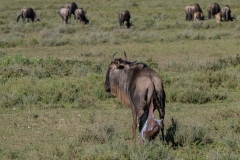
[194,4,202,13]
[214,3,221,14]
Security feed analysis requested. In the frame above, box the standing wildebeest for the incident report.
[207,3,221,19]
[193,12,205,21]
[119,10,133,29]
[75,8,89,24]
[65,2,78,19]
[185,4,203,21]
[105,52,166,142]
[58,7,70,24]
[221,5,232,21]
[16,8,40,23]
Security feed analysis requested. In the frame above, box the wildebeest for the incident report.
[75,8,89,24]
[104,52,166,141]
[58,7,70,24]
[185,4,203,21]
[119,10,133,29]
[16,8,40,23]
[215,12,221,23]
[65,2,78,19]
[207,3,221,19]
[221,5,232,21]
[193,12,205,21]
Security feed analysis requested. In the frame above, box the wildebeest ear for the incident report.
[124,51,127,60]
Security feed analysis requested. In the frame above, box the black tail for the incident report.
[119,17,123,26]
[16,14,22,22]
[139,111,148,132]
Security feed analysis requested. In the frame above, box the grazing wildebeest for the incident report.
[221,5,232,21]
[207,3,221,19]
[65,2,78,19]
[185,4,203,21]
[193,11,205,21]
[58,7,70,24]
[75,8,89,24]
[119,10,133,29]
[16,8,40,23]
[215,12,221,23]
[105,52,166,142]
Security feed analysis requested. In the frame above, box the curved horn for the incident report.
[124,51,127,60]
[112,52,117,61]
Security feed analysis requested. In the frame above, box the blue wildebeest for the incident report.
[65,2,78,19]
[75,8,89,24]
[16,8,40,23]
[185,4,203,21]
[207,3,221,19]
[58,7,70,24]
[105,52,166,141]
[221,5,233,21]
[119,10,133,28]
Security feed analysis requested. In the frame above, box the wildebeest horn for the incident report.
[112,52,117,61]
[124,51,127,60]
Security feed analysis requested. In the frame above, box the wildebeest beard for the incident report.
[139,111,148,132]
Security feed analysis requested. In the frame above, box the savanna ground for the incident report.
[0,0,240,159]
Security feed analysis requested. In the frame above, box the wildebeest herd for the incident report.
[16,2,132,28]
[15,2,235,142]
[16,2,90,25]
[185,3,234,23]
[16,2,234,30]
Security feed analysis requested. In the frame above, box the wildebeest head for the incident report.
[105,52,134,93]
[126,22,133,29]
[33,12,40,22]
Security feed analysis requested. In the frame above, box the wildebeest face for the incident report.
[126,22,133,29]
[84,19,89,24]
[34,18,40,22]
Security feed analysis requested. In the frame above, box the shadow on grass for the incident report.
[165,118,180,149]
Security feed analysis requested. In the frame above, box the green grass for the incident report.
[0,0,240,159]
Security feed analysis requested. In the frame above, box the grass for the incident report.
[0,0,240,159]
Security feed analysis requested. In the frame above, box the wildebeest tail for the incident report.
[119,17,122,25]
[139,112,148,132]
[16,13,22,22]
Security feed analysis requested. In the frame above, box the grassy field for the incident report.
[0,0,240,159]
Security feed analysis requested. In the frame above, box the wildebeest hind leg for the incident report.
[158,107,165,141]
[131,107,137,141]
